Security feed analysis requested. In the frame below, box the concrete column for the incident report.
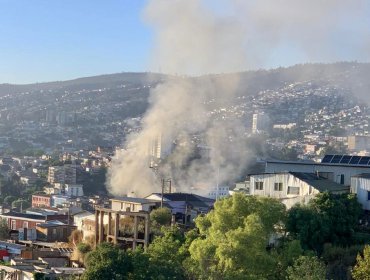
[99,210,104,243]
[108,212,112,237]
[95,210,99,245]
[144,214,150,250]
[114,213,119,244]
[133,216,138,250]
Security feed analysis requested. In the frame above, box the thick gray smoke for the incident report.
[108,0,370,197]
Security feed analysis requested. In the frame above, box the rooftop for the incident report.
[351,173,370,179]
[0,211,46,221]
[290,172,349,192]
[110,197,158,204]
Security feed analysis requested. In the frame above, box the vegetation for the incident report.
[286,256,326,280]
[0,218,9,240]
[286,192,362,253]
[150,207,172,227]
[352,245,370,280]
[81,193,370,279]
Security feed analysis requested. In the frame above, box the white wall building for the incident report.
[65,184,84,197]
[110,197,158,212]
[207,186,230,200]
[265,155,370,186]
[351,174,370,210]
[249,172,349,209]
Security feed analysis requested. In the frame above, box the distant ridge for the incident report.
[1,62,370,98]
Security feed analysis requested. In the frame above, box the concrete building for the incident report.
[64,184,84,197]
[95,207,150,250]
[248,172,349,209]
[32,194,52,208]
[36,221,76,242]
[47,164,76,185]
[351,174,370,210]
[265,155,370,186]
[252,112,270,134]
[207,186,230,200]
[110,197,158,212]
[348,135,370,152]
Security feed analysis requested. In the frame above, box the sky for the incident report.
[0,0,369,84]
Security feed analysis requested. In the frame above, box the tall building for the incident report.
[149,134,162,168]
[48,164,76,184]
[252,112,270,134]
[348,135,370,152]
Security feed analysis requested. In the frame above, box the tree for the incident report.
[286,256,326,280]
[3,195,16,206]
[322,244,364,280]
[150,207,172,226]
[11,199,31,212]
[188,193,286,279]
[286,192,362,253]
[0,218,9,240]
[83,243,132,280]
[146,226,187,279]
[352,245,370,280]
[77,243,92,254]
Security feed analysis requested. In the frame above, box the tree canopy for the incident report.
[352,245,370,280]
[286,192,362,253]
[188,193,286,279]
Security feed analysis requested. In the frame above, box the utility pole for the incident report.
[161,178,164,208]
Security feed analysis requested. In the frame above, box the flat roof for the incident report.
[0,211,46,221]
[110,197,158,204]
[266,159,370,168]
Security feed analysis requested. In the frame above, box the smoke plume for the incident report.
[107,0,370,197]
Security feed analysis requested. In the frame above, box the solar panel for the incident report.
[349,156,361,164]
[321,154,370,166]
[321,155,334,163]
[331,155,343,163]
[359,156,370,165]
[340,155,352,164]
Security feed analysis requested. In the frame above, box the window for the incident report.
[340,174,344,185]
[23,221,28,228]
[255,182,264,190]
[367,191,370,201]
[11,220,16,230]
[287,186,300,195]
[274,183,283,191]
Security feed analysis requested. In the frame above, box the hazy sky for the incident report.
[0,0,369,84]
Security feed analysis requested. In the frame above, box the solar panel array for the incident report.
[321,155,370,165]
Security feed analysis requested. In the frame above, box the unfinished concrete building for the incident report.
[95,207,150,250]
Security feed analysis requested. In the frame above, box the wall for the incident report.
[266,161,370,186]
[351,177,370,210]
[111,201,154,212]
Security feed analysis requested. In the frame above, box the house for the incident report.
[207,186,230,199]
[32,194,52,208]
[0,211,69,231]
[51,195,71,207]
[110,197,158,212]
[64,184,84,197]
[351,174,370,210]
[73,211,95,240]
[0,212,47,231]
[248,172,349,209]
[145,193,215,224]
[36,221,76,242]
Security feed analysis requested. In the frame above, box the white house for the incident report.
[351,174,370,210]
[266,155,370,186]
[110,197,158,212]
[65,184,84,197]
[207,186,230,200]
[249,172,349,209]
